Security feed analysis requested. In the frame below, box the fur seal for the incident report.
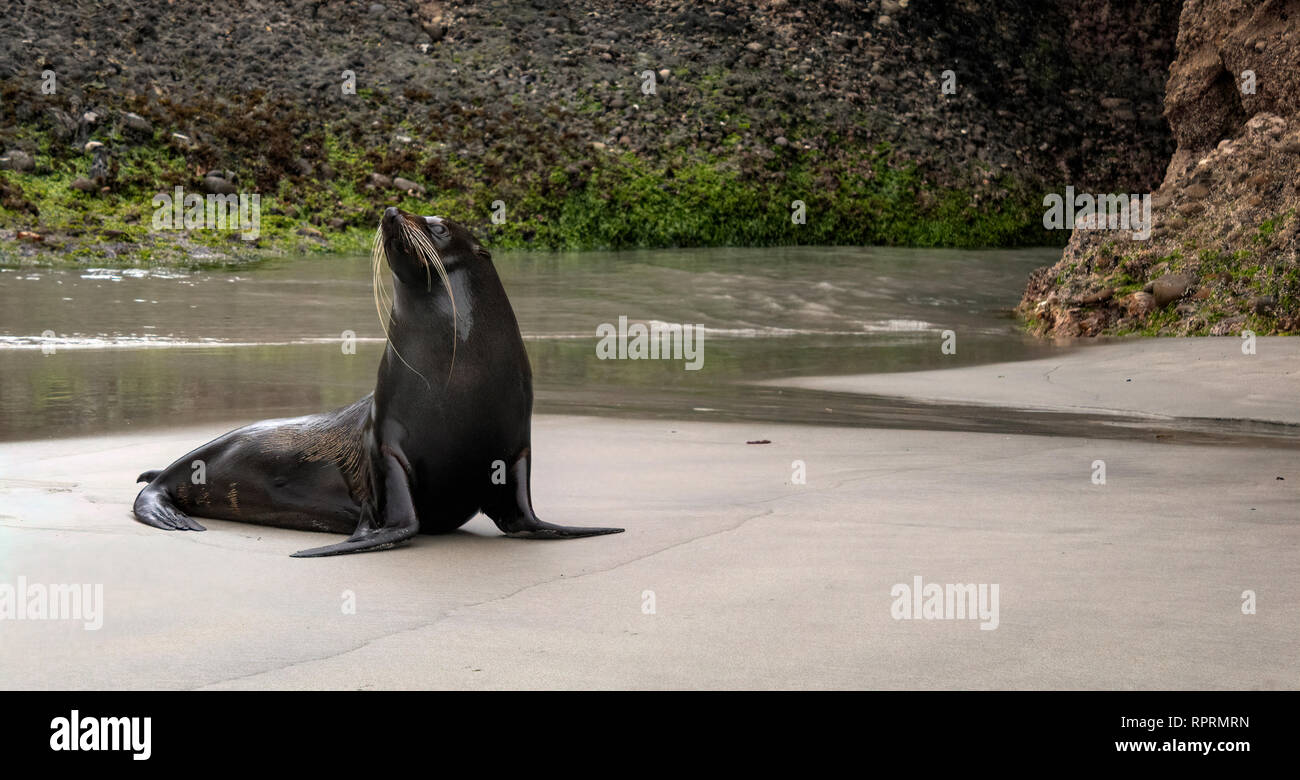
[132,207,623,557]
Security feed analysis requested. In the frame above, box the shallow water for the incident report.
[1,245,1067,441]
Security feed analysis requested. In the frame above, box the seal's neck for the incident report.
[387,266,472,358]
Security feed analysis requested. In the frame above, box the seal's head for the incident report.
[377,206,488,287]
[372,207,490,383]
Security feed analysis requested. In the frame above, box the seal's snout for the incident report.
[380,207,408,247]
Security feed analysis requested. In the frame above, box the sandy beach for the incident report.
[1,338,1297,690]
[766,337,1300,424]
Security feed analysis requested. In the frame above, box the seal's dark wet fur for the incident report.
[132,208,623,556]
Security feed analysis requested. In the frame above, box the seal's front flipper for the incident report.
[486,448,625,540]
[292,444,419,558]
[290,518,417,557]
[503,519,625,539]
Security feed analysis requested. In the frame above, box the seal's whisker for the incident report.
[399,216,458,383]
[371,225,430,389]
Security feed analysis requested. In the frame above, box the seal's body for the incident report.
[132,208,622,556]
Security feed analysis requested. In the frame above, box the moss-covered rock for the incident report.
[1020,2,1300,336]
[0,0,1181,266]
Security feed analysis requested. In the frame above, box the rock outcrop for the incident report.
[1021,0,1300,336]
[0,0,1183,258]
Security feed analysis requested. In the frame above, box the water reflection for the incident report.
[0,246,1067,441]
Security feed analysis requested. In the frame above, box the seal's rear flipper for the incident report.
[133,484,206,531]
[503,520,625,540]
[136,469,162,484]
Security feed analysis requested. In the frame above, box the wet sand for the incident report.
[2,338,1298,689]
[766,337,1300,424]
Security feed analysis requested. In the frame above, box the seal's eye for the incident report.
[427,220,449,239]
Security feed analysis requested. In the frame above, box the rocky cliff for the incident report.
[0,0,1180,263]
[1021,0,1300,336]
